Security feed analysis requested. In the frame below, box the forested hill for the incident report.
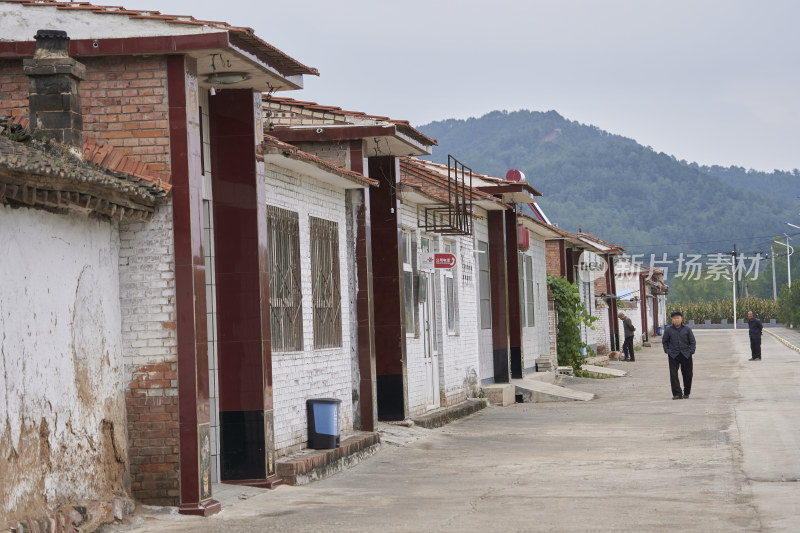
[417,110,797,260]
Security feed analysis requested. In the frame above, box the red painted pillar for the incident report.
[505,210,523,378]
[209,89,279,487]
[167,55,220,516]
[488,210,510,383]
[368,156,407,421]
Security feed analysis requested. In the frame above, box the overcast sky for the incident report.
[120,0,800,172]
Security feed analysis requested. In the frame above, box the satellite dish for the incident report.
[506,169,525,182]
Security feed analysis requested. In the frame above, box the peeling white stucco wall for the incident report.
[0,204,127,521]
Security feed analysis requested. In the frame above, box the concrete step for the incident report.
[511,376,595,403]
[410,399,487,429]
[482,383,516,406]
[276,432,381,486]
[583,364,628,377]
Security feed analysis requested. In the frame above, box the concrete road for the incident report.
[112,330,800,532]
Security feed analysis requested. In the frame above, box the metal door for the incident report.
[421,271,440,409]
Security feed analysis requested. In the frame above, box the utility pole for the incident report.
[731,244,737,330]
[771,245,777,301]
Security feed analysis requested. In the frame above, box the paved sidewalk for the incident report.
[764,326,800,353]
[109,330,800,532]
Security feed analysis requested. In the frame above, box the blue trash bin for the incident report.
[306,398,341,449]
[656,327,663,336]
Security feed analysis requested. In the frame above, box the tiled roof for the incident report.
[400,157,505,210]
[577,231,626,253]
[517,211,562,236]
[0,118,166,220]
[409,158,543,194]
[0,0,317,76]
[260,135,378,188]
[83,136,171,192]
[264,96,437,147]
[4,115,169,193]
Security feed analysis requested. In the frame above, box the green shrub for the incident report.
[547,275,597,373]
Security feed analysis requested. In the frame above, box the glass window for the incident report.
[310,216,342,349]
[478,240,491,329]
[525,256,535,327]
[403,230,416,336]
[443,241,457,335]
[266,206,303,352]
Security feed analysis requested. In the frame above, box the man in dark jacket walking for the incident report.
[618,312,636,361]
[747,310,763,361]
[662,310,696,400]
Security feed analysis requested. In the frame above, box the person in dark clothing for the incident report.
[747,310,763,361]
[662,310,696,400]
[618,312,636,361]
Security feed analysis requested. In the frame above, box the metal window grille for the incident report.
[266,205,303,352]
[310,216,342,349]
[478,240,491,329]
[419,155,473,235]
[526,256,535,327]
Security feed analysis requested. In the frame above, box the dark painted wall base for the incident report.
[493,348,510,383]
[220,410,266,481]
[377,374,405,421]
[510,346,522,379]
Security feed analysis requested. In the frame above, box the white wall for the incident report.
[263,163,354,454]
[473,217,494,385]
[615,273,644,345]
[0,204,127,519]
[521,233,550,371]
[399,203,481,415]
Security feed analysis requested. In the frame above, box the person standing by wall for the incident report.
[747,310,763,361]
[662,311,696,400]
[618,312,636,361]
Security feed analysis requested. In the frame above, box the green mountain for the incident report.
[417,110,798,268]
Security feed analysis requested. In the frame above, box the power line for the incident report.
[619,231,800,250]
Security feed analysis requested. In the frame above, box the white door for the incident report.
[421,271,440,409]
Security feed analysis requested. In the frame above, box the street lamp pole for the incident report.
[771,245,777,301]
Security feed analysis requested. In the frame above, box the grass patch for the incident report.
[574,369,612,379]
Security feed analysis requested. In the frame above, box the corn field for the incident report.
[667,297,778,324]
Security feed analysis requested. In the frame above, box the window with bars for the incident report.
[266,206,303,352]
[310,216,342,349]
[478,240,491,329]
[443,241,457,335]
[525,255,535,327]
[402,230,417,337]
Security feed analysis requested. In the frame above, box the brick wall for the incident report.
[81,56,170,172]
[293,140,350,168]
[118,203,180,505]
[0,56,170,173]
[545,240,563,277]
[262,163,354,455]
[0,60,28,119]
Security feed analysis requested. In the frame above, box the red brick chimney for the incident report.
[23,30,86,148]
